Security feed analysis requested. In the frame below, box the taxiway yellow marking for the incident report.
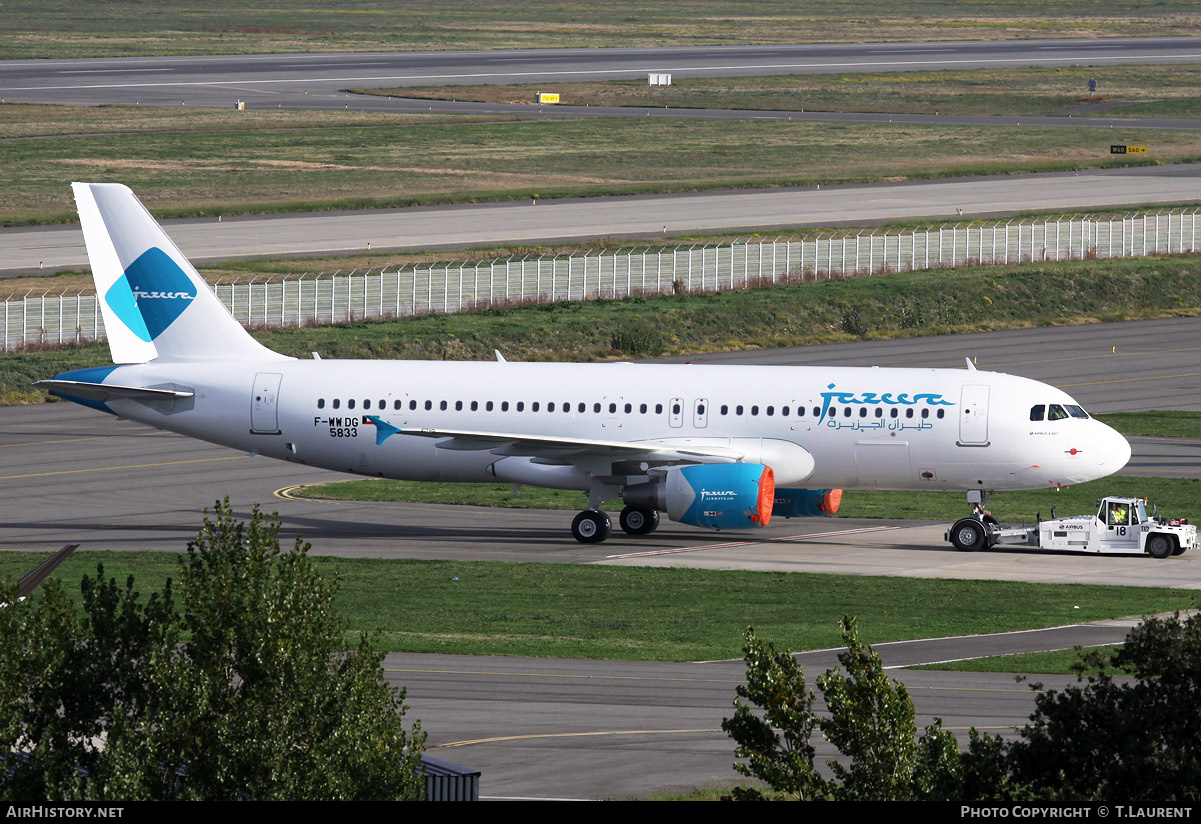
[0,454,248,481]
[0,431,171,449]
[434,729,718,748]
[1059,371,1201,388]
[385,666,737,685]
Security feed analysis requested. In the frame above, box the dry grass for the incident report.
[5,1,1201,58]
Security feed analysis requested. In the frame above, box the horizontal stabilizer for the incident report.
[34,379,194,403]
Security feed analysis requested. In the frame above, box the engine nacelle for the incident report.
[772,488,843,518]
[625,463,775,530]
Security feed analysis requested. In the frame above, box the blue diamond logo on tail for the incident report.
[104,247,197,341]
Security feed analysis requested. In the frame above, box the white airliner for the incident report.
[39,183,1132,544]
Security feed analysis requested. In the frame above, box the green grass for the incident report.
[1,102,1193,226]
[366,64,1201,119]
[5,1,1201,59]
[1,554,1191,659]
[1095,411,1201,438]
[912,645,1121,674]
[8,254,1201,405]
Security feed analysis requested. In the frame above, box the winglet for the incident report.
[965,357,977,371]
[495,349,507,363]
[364,415,402,445]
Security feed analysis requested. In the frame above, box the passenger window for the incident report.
[394,400,402,410]
[578,403,586,413]
[471,401,478,411]
[486,401,494,411]
[610,403,617,413]
[890,408,898,418]
[440,401,447,411]
[812,406,820,417]
[409,400,417,410]
[736,405,744,415]
[859,407,867,418]
[905,408,914,419]
[624,403,632,414]
[640,403,648,414]
[766,406,774,416]
[532,402,539,412]
[594,403,601,413]
[317,398,325,409]
[516,402,525,412]
[937,409,945,419]
[698,403,706,415]
[751,406,759,416]
[921,408,930,419]
[547,402,554,412]
[332,399,340,410]
[874,407,883,418]
[655,403,663,414]
[348,399,356,410]
[671,403,680,415]
[424,400,432,411]
[501,401,509,411]
[455,401,463,411]
[844,407,852,418]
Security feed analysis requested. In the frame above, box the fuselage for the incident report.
[69,358,1132,494]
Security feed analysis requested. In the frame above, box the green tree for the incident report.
[818,616,960,801]
[723,618,960,800]
[0,501,425,801]
[720,627,831,801]
[1003,612,1201,802]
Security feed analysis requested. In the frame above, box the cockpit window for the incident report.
[1048,404,1069,421]
[1065,405,1089,419]
[1030,404,1045,421]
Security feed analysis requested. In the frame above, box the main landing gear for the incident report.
[571,480,660,543]
[570,506,660,543]
[948,490,1000,552]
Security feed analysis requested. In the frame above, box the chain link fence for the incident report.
[4,209,1199,351]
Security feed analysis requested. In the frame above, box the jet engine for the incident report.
[772,488,843,518]
[623,463,775,530]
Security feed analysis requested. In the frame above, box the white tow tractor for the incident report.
[947,495,1196,558]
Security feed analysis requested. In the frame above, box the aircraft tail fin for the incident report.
[73,182,287,364]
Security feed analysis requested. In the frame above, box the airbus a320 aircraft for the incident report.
[39,184,1132,545]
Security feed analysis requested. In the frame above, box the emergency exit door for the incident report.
[251,372,282,434]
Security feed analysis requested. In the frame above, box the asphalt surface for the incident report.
[5,163,1201,274]
[394,639,1136,800]
[5,38,1201,108]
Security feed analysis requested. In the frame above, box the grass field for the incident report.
[0,102,1189,226]
[364,64,1201,119]
[1,552,1191,659]
[5,1,1201,59]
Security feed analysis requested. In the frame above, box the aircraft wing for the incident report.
[363,416,743,463]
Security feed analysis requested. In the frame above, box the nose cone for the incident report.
[1098,422,1132,474]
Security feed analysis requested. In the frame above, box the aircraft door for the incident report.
[251,372,283,434]
[957,384,990,446]
[669,398,684,428]
[693,398,709,429]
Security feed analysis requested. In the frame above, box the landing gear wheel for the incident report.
[950,518,987,552]
[1147,534,1174,559]
[619,506,659,536]
[571,510,611,544]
